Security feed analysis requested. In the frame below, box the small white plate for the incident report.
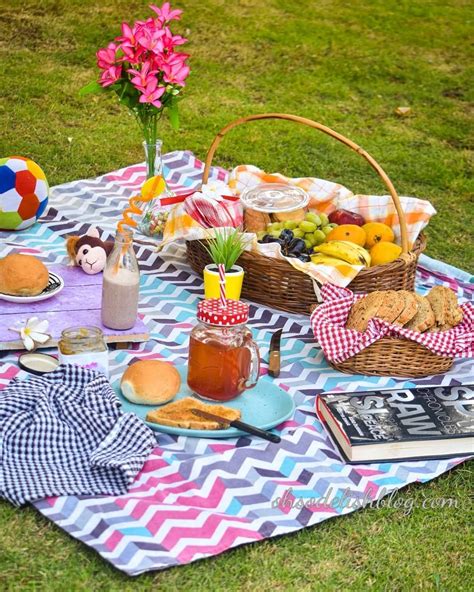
[0,271,64,303]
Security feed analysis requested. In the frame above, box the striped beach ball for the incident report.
[0,156,49,230]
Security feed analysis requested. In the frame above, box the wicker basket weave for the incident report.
[330,337,453,378]
[186,113,427,315]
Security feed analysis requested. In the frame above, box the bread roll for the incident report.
[121,360,181,405]
[0,253,49,296]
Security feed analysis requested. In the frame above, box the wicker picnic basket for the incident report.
[186,113,426,315]
[331,337,453,378]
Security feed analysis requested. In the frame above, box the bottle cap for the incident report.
[197,299,249,326]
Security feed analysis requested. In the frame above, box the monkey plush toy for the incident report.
[66,227,114,274]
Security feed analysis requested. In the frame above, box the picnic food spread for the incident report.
[0,253,49,296]
[0,3,473,570]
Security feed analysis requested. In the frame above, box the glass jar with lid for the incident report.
[187,299,260,402]
[240,182,309,215]
[58,326,109,376]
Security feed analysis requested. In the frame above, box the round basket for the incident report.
[186,113,427,315]
[330,337,453,378]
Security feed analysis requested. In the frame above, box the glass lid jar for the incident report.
[240,183,309,213]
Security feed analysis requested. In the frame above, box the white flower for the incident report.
[9,317,51,351]
[200,180,233,200]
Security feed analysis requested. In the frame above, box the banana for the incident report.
[310,254,349,267]
[314,240,371,267]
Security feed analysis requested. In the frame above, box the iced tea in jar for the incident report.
[187,299,260,402]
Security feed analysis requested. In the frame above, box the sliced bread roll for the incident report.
[393,291,419,326]
[146,397,241,430]
[404,294,435,332]
[346,291,383,332]
[375,290,407,324]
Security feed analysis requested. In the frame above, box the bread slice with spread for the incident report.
[146,397,241,430]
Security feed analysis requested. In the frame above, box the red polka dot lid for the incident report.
[197,298,249,326]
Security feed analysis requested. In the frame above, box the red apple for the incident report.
[328,208,365,226]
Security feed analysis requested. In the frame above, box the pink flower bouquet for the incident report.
[81,3,190,178]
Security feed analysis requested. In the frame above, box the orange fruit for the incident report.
[370,242,402,266]
[362,222,395,248]
[325,224,367,247]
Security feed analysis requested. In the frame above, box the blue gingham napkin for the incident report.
[0,365,155,506]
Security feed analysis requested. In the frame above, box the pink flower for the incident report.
[96,42,118,69]
[139,78,166,107]
[150,2,183,23]
[99,65,122,87]
[162,53,190,86]
[161,26,187,51]
[128,62,158,92]
[118,23,137,59]
[136,23,165,53]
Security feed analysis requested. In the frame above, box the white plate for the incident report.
[0,272,64,303]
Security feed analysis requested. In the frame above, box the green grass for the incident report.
[0,0,473,589]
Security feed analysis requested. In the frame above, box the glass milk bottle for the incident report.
[101,229,140,330]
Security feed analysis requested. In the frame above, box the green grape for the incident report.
[305,212,322,227]
[270,229,281,238]
[313,229,326,245]
[304,239,313,250]
[293,228,305,239]
[272,222,284,231]
[256,231,266,240]
[319,213,329,226]
[305,232,316,246]
[299,221,317,233]
[284,220,299,229]
[322,225,334,236]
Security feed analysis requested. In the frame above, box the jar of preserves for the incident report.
[187,299,260,402]
[58,326,109,376]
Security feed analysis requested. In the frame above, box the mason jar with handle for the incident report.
[187,299,260,402]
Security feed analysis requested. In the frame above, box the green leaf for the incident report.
[168,99,180,131]
[201,228,246,271]
[79,80,104,96]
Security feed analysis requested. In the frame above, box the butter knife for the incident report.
[268,329,283,378]
[191,408,281,443]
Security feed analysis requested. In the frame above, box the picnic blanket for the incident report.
[0,151,472,576]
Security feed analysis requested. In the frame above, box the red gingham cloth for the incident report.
[310,284,474,363]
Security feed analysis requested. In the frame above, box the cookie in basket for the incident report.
[427,286,463,331]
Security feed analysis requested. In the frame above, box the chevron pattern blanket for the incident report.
[1,151,472,576]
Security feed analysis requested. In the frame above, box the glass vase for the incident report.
[139,140,175,238]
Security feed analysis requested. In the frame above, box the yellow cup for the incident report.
[203,265,244,300]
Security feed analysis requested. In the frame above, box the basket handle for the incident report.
[202,113,408,254]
